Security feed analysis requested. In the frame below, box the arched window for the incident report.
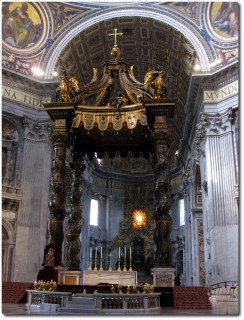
[90,199,99,226]
[179,199,185,226]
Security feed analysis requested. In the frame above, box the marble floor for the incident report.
[1,300,239,316]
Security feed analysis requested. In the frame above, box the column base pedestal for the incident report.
[151,267,176,287]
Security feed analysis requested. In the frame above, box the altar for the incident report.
[83,270,137,286]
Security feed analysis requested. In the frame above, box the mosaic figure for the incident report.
[2,2,43,49]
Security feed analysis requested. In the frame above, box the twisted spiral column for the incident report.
[151,124,173,266]
[66,151,86,270]
[48,125,68,266]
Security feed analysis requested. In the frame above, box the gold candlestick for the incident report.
[88,257,92,270]
[123,258,127,271]
[129,247,133,271]
[94,258,98,270]
[117,258,121,271]
[108,252,113,271]
[99,257,103,271]
[129,256,133,271]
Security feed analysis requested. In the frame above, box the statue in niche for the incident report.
[2,123,18,142]
[2,121,18,184]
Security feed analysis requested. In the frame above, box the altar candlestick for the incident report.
[88,247,92,270]
[123,246,127,272]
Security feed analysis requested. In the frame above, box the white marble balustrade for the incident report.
[93,293,161,314]
[26,290,72,312]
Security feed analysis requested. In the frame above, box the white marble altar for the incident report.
[83,270,137,286]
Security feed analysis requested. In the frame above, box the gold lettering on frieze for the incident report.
[2,85,51,108]
[204,81,238,102]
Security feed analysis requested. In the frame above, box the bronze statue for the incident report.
[67,73,79,93]
[154,71,164,98]
[56,76,70,102]
[56,73,80,102]
[144,68,154,92]
[144,68,168,98]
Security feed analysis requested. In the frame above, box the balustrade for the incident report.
[94,293,161,313]
[26,290,72,312]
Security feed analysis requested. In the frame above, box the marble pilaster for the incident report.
[193,108,239,283]
[13,118,52,282]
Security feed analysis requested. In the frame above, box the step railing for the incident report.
[26,290,72,312]
[210,282,239,301]
[93,293,161,313]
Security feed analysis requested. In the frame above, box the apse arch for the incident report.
[45,8,210,79]
[2,220,15,244]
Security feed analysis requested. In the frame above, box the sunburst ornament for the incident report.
[132,209,147,228]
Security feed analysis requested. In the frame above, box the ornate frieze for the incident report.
[72,105,148,131]
[2,199,19,212]
[22,117,53,141]
[2,121,18,142]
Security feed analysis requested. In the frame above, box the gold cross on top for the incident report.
[109,28,123,47]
